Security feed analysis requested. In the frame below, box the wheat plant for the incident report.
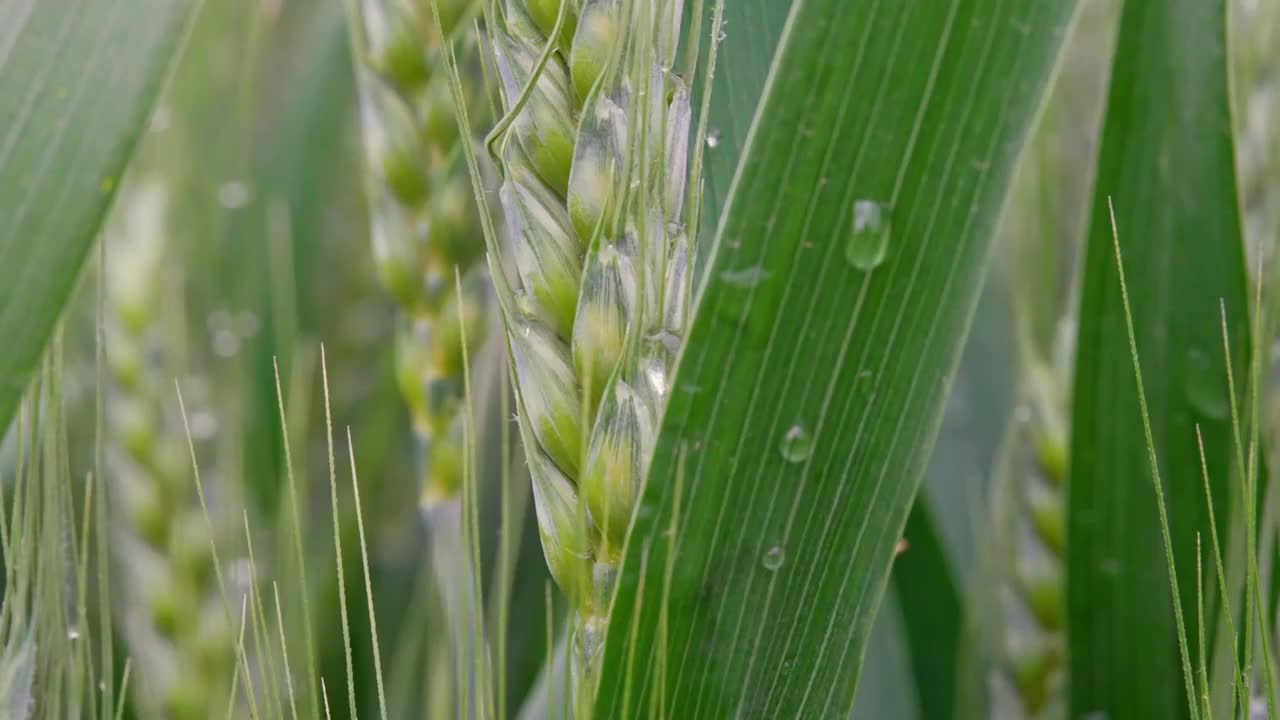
[349,0,491,510]
[5,0,1280,718]
[456,0,704,703]
[103,182,241,720]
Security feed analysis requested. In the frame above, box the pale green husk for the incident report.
[479,0,696,703]
[988,363,1068,720]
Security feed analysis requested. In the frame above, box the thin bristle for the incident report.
[346,428,389,720]
[318,346,358,720]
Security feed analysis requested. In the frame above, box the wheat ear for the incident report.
[105,182,239,720]
[476,0,695,699]
[989,359,1068,720]
[350,0,491,508]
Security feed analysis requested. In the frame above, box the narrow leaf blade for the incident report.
[1066,0,1251,716]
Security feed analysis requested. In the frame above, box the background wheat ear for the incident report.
[349,0,495,512]
[984,368,1068,720]
[104,181,244,720]
[346,0,517,715]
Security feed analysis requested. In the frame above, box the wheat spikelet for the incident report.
[351,0,492,508]
[105,182,239,720]
[988,359,1068,720]
[477,0,695,697]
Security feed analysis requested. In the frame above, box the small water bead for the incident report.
[1184,347,1230,420]
[212,330,240,357]
[762,545,785,571]
[188,410,218,440]
[719,265,770,289]
[236,311,260,337]
[150,105,172,133]
[779,424,813,463]
[1013,402,1032,424]
[218,181,251,210]
[705,128,721,149]
[845,199,891,271]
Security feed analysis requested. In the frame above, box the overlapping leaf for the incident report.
[1066,0,1253,716]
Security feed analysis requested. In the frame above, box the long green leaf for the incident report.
[1066,0,1251,716]
[595,2,1077,717]
[0,0,198,433]
[704,7,977,715]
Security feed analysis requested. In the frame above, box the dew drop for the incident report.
[218,181,251,210]
[845,199,891,271]
[212,329,240,357]
[236,311,260,337]
[1184,348,1230,420]
[1013,402,1032,424]
[779,425,812,463]
[150,105,172,133]
[189,410,219,440]
[719,266,770,289]
[705,128,721,149]
[762,546,785,571]
[68,627,80,641]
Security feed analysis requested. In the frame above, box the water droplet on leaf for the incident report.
[845,199,891,271]
[779,425,812,463]
[218,181,251,210]
[762,546,785,571]
[706,128,721,149]
[1185,348,1230,420]
[719,266,769,289]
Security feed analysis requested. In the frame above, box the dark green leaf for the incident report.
[0,0,199,433]
[595,2,1077,717]
[1066,0,1252,716]
[893,500,962,720]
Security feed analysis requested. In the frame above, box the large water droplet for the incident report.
[845,200,891,271]
[1185,348,1230,420]
[719,266,770,289]
[762,546,785,571]
[779,425,812,463]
